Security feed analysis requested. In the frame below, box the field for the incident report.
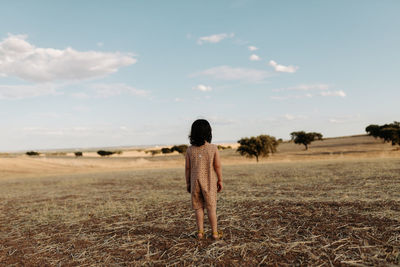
[1,135,400,266]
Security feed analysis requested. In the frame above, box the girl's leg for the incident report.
[206,206,218,238]
[195,208,204,237]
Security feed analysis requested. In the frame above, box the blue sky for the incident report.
[1,0,399,151]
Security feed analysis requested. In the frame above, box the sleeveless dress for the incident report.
[186,142,218,210]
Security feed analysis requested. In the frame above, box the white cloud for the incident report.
[248,46,258,51]
[0,84,58,99]
[0,34,136,82]
[269,60,298,73]
[89,83,148,98]
[96,42,104,47]
[279,84,329,91]
[270,94,313,100]
[283,114,307,121]
[271,84,346,101]
[197,33,234,45]
[249,54,261,61]
[192,65,271,82]
[193,84,212,92]
[329,114,360,123]
[320,90,346,97]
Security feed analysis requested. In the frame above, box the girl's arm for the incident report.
[213,149,223,192]
[185,150,191,193]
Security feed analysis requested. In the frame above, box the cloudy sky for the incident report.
[1,1,399,151]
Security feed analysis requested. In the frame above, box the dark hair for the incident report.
[189,119,212,146]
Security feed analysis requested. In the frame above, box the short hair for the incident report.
[189,119,212,146]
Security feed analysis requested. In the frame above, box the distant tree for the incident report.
[171,145,188,154]
[74,152,83,157]
[237,134,279,162]
[290,131,323,150]
[161,147,172,154]
[26,151,40,156]
[97,150,115,157]
[366,122,400,146]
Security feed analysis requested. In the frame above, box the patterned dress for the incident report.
[186,142,218,210]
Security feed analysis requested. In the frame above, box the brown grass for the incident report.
[1,155,400,266]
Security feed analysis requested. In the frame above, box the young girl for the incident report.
[185,119,223,240]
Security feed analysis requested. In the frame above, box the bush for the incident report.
[26,151,40,156]
[146,150,161,156]
[217,145,232,150]
[74,152,83,157]
[97,150,115,157]
[237,135,279,162]
[161,147,172,154]
[171,145,188,154]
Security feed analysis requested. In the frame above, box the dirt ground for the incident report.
[0,136,400,266]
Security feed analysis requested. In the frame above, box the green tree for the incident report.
[237,134,279,162]
[366,122,400,146]
[290,131,323,150]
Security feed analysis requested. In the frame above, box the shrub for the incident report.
[146,150,161,156]
[217,145,231,150]
[171,145,188,154]
[97,150,115,157]
[26,151,40,156]
[237,134,279,162]
[161,148,172,154]
[74,152,83,157]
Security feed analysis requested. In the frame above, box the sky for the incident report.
[0,0,399,151]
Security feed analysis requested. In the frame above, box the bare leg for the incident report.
[207,206,218,238]
[195,208,204,237]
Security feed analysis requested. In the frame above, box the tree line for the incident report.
[23,121,398,161]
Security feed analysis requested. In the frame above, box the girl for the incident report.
[185,119,223,240]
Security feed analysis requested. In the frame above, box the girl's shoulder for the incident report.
[207,143,218,152]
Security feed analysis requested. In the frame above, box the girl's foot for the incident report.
[197,230,204,239]
[212,231,222,240]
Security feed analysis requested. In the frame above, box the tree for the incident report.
[290,131,323,150]
[237,134,279,162]
[97,150,115,157]
[366,122,400,146]
[74,152,83,157]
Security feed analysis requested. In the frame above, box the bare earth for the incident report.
[0,135,399,266]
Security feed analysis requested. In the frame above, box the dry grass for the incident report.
[1,156,400,266]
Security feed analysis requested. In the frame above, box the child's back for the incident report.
[186,142,218,209]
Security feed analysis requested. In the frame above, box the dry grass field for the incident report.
[1,135,400,266]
